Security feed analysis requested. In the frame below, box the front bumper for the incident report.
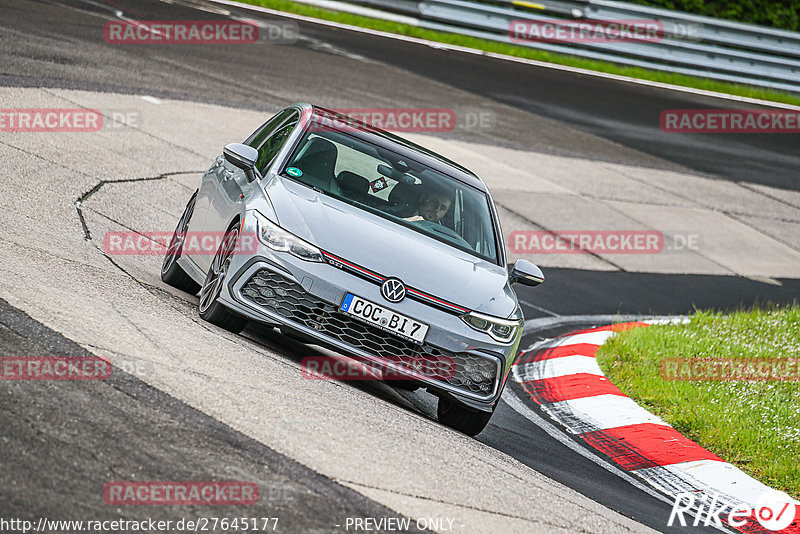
[216,213,520,412]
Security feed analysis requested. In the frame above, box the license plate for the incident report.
[339,293,428,344]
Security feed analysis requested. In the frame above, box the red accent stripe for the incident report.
[406,288,469,312]
[322,251,385,280]
[520,373,626,403]
[581,423,723,470]
[730,511,800,534]
[322,251,469,313]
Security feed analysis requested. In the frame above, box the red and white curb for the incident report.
[512,321,800,533]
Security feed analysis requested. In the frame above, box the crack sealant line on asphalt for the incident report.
[537,184,800,227]
[528,179,743,278]
[74,171,201,240]
[83,198,193,242]
[70,172,233,343]
[71,176,328,379]
[494,163,800,266]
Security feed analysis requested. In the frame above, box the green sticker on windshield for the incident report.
[286,167,303,177]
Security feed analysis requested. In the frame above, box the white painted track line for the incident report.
[640,460,798,509]
[515,355,604,381]
[548,394,672,431]
[552,330,617,346]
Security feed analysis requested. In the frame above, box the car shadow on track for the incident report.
[238,321,441,422]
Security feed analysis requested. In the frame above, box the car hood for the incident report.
[264,177,518,317]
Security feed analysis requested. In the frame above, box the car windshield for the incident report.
[281,126,499,264]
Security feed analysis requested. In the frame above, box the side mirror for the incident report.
[508,259,544,287]
[223,143,259,182]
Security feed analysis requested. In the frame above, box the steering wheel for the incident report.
[412,220,471,248]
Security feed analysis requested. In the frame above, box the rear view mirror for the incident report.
[223,143,259,182]
[377,164,414,184]
[509,259,544,287]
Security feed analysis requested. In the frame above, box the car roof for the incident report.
[297,104,488,193]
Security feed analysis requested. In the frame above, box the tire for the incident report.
[198,223,247,334]
[437,398,493,436]
[161,191,201,294]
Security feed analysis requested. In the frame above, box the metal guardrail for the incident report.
[346,0,800,94]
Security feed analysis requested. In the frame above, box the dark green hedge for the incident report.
[623,0,799,32]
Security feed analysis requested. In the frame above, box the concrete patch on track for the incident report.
[0,87,654,532]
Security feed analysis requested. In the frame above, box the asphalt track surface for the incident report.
[2,0,799,532]
[0,297,428,533]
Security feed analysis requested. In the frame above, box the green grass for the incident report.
[596,306,800,498]
[242,0,800,107]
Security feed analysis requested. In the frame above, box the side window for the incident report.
[255,114,298,174]
[246,108,294,149]
[453,189,463,235]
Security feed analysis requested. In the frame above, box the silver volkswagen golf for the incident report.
[161,103,544,435]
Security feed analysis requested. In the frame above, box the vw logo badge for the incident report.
[381,278,406,303]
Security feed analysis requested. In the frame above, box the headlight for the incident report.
[254,212,323,262]
[461,311,521,343]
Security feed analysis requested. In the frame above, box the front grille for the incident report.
[240,269,497,396]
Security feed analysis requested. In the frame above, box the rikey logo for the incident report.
[381,278,406,303]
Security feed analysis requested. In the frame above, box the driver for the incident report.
[404,185,452,223]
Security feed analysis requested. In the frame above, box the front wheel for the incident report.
[198,224,247,334]
[437,398,493,436]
